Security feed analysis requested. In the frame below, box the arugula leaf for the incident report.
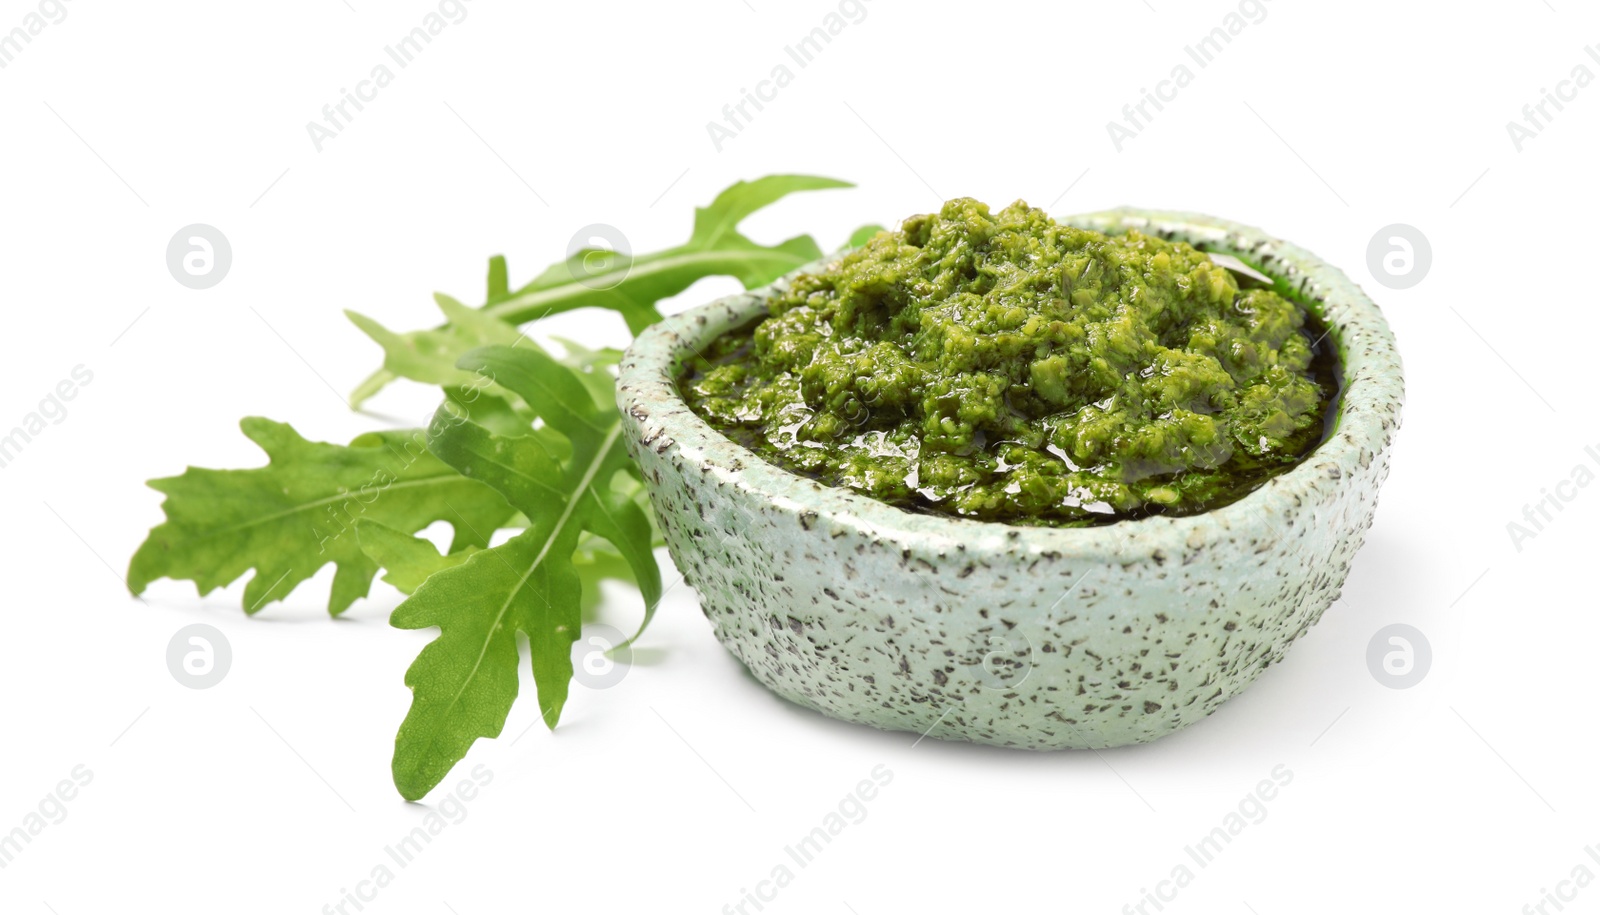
[347,293,525,407]
[356,521,478,595]
[570,536,650,620]
[439,383,531,440]
[551,337,623,413]
[359,517,644,605]
[346,175,854,407]
[848,223,887,247]
[126,173,867,800]
[128,418,514,616]
[390,344,660,800]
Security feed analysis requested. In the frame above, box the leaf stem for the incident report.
[481,249,814,326]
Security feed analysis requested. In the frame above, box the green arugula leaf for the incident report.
[361,519,652,620]
[347,175,854,406]
[439,383,531,440]
[848,223,887,247]
[358,512,641,612]
[570,536,649,621]
[356,521,478,595]
[127,174,866,801]
[390,344,661,800]
[347,293,525,407]
[551,337,623,413]
[128,418,515,616]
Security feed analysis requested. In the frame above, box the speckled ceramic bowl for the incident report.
[618,209,1403,749]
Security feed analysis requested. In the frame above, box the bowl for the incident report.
[616,209,1403,749]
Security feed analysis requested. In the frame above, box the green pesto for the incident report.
[681,199,1337,527]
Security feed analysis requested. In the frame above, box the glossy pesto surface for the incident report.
[681,199,1337,527]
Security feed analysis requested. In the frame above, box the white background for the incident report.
[2,1,1596,913]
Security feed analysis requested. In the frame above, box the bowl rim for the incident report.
[617,208,1404,561]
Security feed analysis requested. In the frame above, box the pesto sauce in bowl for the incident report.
[680,198,1338,527]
